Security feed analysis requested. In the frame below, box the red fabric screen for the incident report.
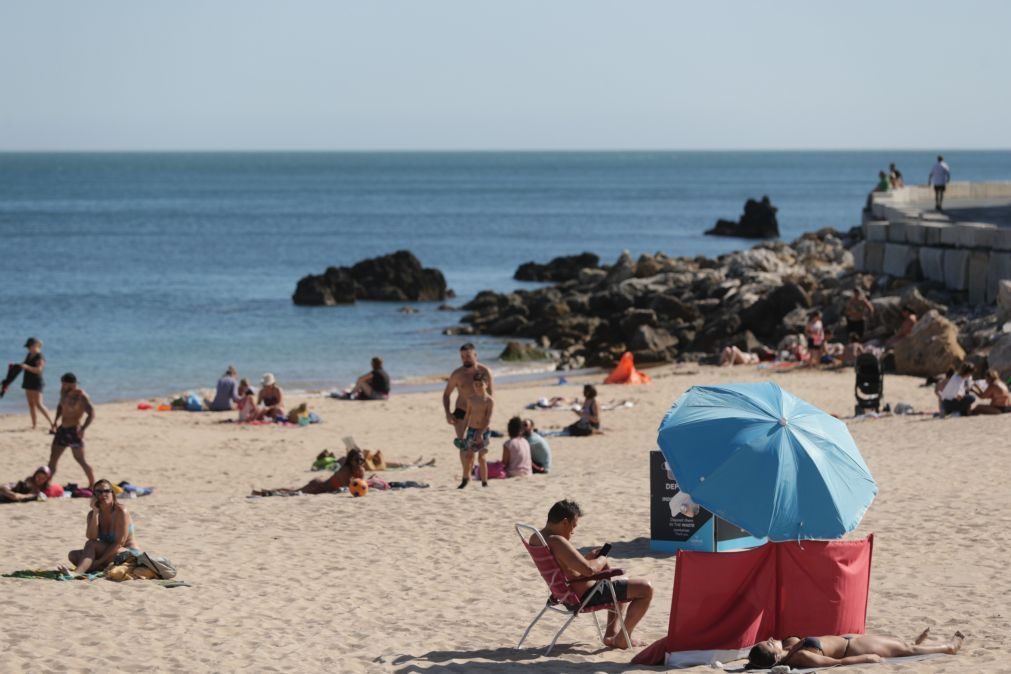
[666,535,873,652]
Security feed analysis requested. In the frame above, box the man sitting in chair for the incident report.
[532,499,653,649]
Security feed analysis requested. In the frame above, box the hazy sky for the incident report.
[2,1,1009,151]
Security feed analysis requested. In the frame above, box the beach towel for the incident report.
[471,461,507,480]
[3,569,101,581]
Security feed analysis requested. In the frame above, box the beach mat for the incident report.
[3,569,190,588]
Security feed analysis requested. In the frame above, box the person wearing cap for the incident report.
[256,373,286,421]
[49,372,96,487]
[206,365,242,412]
[19,338,56,431]
[0,466,52,503]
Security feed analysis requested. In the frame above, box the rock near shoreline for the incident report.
[293,251,450,306]
[456,228,1008,379]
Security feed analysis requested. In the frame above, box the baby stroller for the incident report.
[854,353,883,414]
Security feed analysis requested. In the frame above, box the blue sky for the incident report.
[2,1,1009,151]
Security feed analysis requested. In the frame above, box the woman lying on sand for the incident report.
[0,466,51,503]
[746,627,964,669]
[59,478,137,576]
[252,448,366,496]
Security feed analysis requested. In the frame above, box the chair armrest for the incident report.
[570,568,624,583]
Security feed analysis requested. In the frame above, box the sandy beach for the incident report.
[1,365,1007,673]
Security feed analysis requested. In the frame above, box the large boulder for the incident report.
[892,310,966,377]
[989,333,1011,379]
[739,282,811,338]
[705,196,780,239]
[293,251,448,305]
[499,341,550,362]
[514,252,600,282]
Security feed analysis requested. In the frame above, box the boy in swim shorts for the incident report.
[459,371,494,489]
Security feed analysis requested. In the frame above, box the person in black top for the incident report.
[350,357,391,400]
[19,338,55,431]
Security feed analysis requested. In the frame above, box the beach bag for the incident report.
[137,552,177,580]
[185,394,203,412]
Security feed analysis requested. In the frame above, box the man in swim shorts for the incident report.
[442,343,494,450]
[49,372,96,487]
[458,371,493,489]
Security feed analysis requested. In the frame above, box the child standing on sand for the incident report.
[459,371,494,489]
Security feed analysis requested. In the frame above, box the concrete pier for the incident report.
[855,182,1011,304]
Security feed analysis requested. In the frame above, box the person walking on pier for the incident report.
[928,155,951,211]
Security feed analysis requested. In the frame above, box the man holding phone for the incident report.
[532,499,653,649]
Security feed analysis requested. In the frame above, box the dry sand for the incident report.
[0,365,1007,673]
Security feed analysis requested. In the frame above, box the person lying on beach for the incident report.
[252,448,366,496]
[459,371,493,488]
[971,368,1010,415]
[256,373,285,420]
[59,478,137,576]
[720,345,759,366]
[502,416,532,478]
[0,466,51,503]
[566,385,600,436]
[348,357,391,400]
[313,448,435,472]
[532,499,653,649]
[746,627,964,669]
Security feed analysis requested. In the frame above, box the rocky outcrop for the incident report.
[457,230,858,368]
[892,310,966,377]
[705,196,780,239]
[499,341,550,361]
[989,333,1011,379]
[293,251,449,306]
[515,253,600,282]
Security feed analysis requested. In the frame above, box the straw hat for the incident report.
[261,373,276,386]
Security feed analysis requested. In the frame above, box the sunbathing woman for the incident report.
[0,466,51,503]
[60,478,137,576]
[252,448,366,496]
[746,627,964,669]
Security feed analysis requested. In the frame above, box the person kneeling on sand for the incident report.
[0,466,52,503]
[532,499,652,649]
[746,627,964,669]
[252,448,366,496]
[971,369,1011,415]
[60,478,137,576]
[566,385,600,436]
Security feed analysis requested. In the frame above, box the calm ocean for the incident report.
[1,151,1009,404]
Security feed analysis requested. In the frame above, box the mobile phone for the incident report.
[598,542,612,557]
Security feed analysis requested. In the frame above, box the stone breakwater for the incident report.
[454,229,1011,379]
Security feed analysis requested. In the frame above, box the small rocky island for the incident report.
[293,250,450,306]
[705,196,780,239]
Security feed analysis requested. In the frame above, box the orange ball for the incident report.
[349,478,369,497]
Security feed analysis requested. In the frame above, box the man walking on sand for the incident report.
[442,343,493,450]
[928,155,950,211]
[49,372,96,487]
[531,499,653,649]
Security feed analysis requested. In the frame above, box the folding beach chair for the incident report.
[515,522,631,656]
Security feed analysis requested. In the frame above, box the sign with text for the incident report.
[650,450,714,552]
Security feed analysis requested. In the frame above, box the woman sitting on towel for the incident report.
[60,478,137,576]
[566,385,600,437]
[252,448,366,496]
[0,466,52,503]
[746,628,964,669]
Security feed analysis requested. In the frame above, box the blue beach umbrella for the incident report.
[656,382,877,541]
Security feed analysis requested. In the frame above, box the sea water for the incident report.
[1,150,1009,404]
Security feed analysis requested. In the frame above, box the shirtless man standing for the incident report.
[459,372,494,489]
[442,343,494,449]
[49,372,96,487]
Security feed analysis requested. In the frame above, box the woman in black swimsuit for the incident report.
[20,338,55,431]
[746,628,964,669]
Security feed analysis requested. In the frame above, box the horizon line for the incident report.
[2,147,1010,155]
